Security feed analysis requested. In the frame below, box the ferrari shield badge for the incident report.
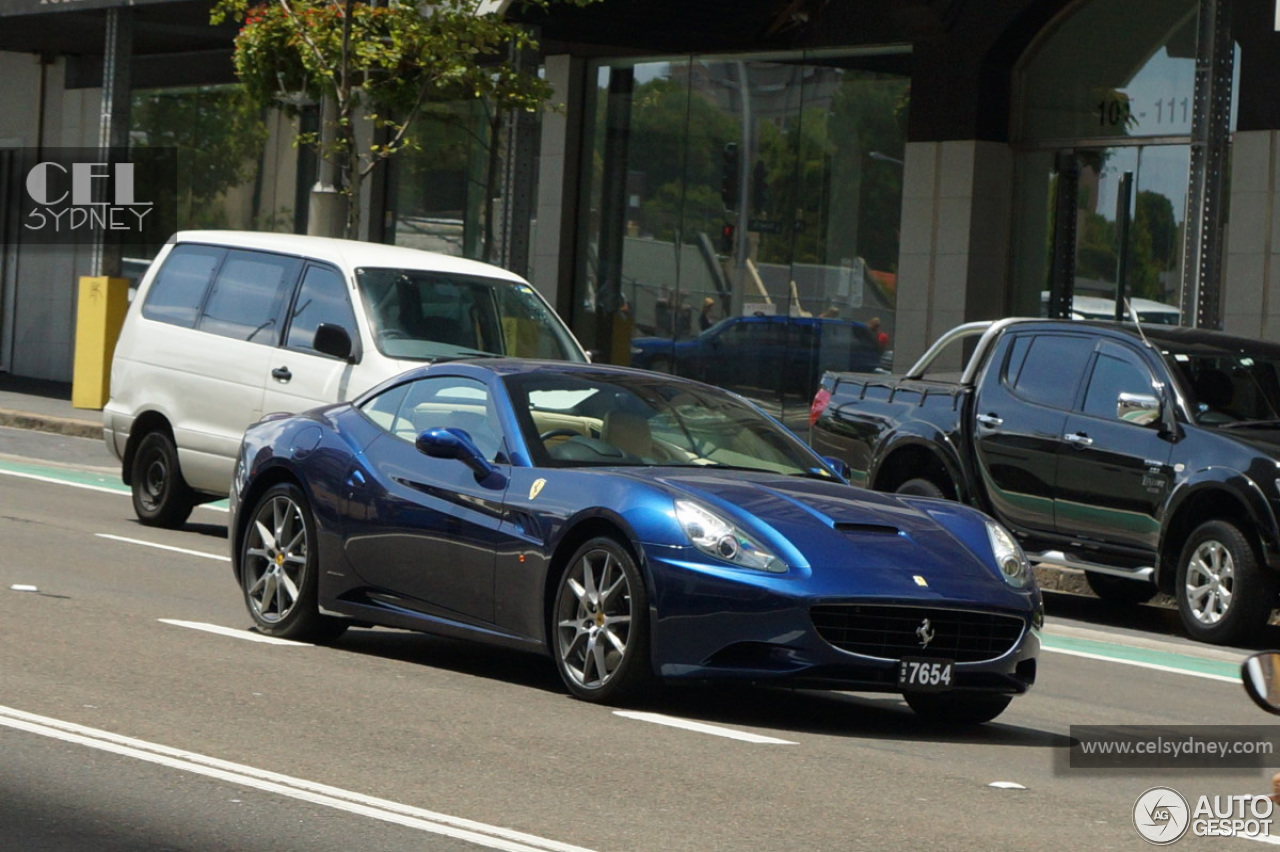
[529,478,547,500]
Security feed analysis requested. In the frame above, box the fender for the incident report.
[869,425,972,504]
[1158,466,1280,586]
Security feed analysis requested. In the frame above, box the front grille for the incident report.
[810,604,1025,663]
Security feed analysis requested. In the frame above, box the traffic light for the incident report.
[719,222,734,254]
[720,142,739,209]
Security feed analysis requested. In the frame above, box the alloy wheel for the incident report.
[244,494,309,625]
[556,547,634,690]
[1184,539,1234,626]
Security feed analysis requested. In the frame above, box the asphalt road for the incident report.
[1,427,1278,850]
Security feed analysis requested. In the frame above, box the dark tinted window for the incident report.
[141,244,224,327]
[286,265,358,355]
[1083,353,1153,420]
[1010,335,1093,408]
[197,250,300,344]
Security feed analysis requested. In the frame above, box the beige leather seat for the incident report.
[601,410,651,459]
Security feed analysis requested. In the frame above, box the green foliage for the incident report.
[210,0,597,236]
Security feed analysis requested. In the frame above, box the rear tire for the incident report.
[241,482,347,644]
[895,477,947,500]
[130,431,195,528]
[1085,571,1158,606]
[905,691,1013,725]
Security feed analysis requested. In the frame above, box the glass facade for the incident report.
[1010,0,1234,321]
[575,51,909,424]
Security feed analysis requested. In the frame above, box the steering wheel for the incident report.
[540,428,582,441]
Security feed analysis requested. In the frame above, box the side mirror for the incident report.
[314,323,356,361]
[1243,653,1280,715]
[415,427,506,489]
[1117,392,1161,426]
[822,455,851,480]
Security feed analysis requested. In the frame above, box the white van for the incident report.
[104,230,587,527]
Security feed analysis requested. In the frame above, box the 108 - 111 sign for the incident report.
[1095,92,1191,133]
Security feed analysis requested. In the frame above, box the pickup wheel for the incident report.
[1176,519,1278,645]
[895,477,947,500]
[1085,571,1157,606]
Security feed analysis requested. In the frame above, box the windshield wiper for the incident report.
[430,351,505,363]
[1217,420,1280,430]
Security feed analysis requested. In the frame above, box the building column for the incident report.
[893,139,1013,369]
[1221,130,1280,339]
[92,6,132,278]
[530,54,586,320]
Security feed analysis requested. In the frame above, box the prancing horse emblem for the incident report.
[916,618,935,648]
[529,478,547,500]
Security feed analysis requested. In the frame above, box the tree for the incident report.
[211,0,596,239]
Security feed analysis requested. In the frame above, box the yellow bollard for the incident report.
[72,276,130,410]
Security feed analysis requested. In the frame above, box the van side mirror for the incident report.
[1243,652,1280,714]
[314,323,355,361]
[1117,392,1161,426]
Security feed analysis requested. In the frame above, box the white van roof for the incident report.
[172,231,526,282]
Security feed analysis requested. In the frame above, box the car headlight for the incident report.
[675,500,786,573]
[986,520,1030,588]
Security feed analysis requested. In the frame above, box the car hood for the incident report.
[622,468,1021,604]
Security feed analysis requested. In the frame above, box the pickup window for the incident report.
[1082,352,1154,421]
[1004,334,1093,408]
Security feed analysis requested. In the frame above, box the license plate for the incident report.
[897,657,954,691]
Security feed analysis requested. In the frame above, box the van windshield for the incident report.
[357,268,584,362]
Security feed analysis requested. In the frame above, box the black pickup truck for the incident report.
[809,318,1280,645]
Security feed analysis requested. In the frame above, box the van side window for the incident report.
[197,250,301,344]
[141,244,225,328]
[286,265,358,355]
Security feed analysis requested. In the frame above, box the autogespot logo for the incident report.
[1133,786,1190,845]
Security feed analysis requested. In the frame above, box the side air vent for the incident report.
[834,523,900,536]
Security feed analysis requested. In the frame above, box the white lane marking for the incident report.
[158,619,310,646]
[1040,645,1239,684]
[97,533,231,562]
[988,781,1026,790]
[0,705,595,852]
[613,711,797,744]
[0,466,228,511]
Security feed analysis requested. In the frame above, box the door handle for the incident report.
[271,366,293,382]
[1064,432,1093,447]
[976,413,1003,427]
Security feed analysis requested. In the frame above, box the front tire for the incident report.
[241,482,347,644]
[1176,519,1277,645]
[131,431,195,528]
[905,691,1013,725]
[552,537,653,703]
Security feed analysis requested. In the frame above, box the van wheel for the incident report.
[895,477,947,500]
[131,432,195,528]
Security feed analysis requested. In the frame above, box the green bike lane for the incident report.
[0,455,1245,684]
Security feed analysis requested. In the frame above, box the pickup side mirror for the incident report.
[314,323,356,362]
[1243,652,1280,715]
[1117,392,1162,426]
[415,427,507,489]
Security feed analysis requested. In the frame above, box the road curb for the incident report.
[0,407,102,440]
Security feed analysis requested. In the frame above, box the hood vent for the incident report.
[834,522,900,536]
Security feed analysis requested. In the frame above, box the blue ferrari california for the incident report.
[229,360,1041,723]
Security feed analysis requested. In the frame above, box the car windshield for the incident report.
[504,370,833,476]
[1163,344,1280,426]
[357,268,584,362]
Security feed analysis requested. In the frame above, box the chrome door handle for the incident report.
[976,413,1003,427]
[1064,432,1093,447]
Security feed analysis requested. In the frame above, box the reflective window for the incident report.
[286,265,358,355]
[197,250,300,344]
[388,376,503,461]
[1010,335,1093,408]
[578,51,908,426]
[142,244,225,327]
[1083,353,1154,420]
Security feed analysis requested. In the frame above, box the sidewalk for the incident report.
[0,374,104,440]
